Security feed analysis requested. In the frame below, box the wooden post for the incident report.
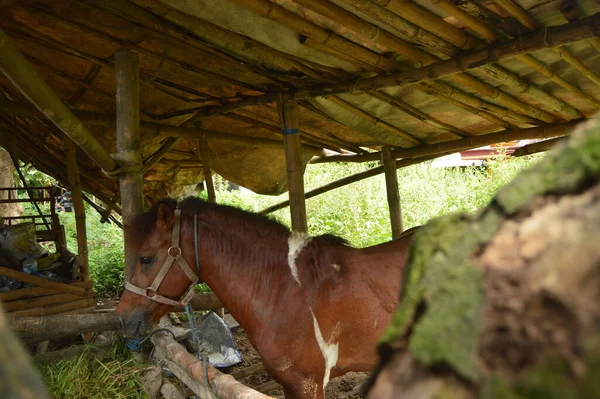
[115,51,144,279]
[64,138,90,281]
[198,140,216,203]
[382,146,403,238]
[278,96,307,233]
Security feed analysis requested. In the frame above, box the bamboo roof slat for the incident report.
[366,90,469,138]
[326,96,423,146]
[358,0,581,121]
[433,1,600,111]
[512,136,565,157]
[490,0,538,30]
[300,0,555,124]
[0,0,598,200]
[555,45,600,87]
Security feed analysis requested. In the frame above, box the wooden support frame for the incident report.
[178,13,600,116]
[311,122,577,164]
[64,137,90,282]
[115,50,145,279]
[382,146,403,238]
[278,96,308,233]
[0,27,117,173]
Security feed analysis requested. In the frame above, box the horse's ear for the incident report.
[156,202,174,232]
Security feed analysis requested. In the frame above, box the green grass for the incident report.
[39,341,148,399]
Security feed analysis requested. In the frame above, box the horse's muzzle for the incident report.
[116,308,153,338]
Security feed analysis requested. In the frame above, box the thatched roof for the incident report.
[0,0,599,208]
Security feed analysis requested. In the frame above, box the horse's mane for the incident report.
[131,196,347,247]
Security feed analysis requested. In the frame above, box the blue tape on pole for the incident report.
[282,128,299,135]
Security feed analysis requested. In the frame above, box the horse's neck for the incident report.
[196,219,292,328]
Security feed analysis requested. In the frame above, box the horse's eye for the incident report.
[139,256,154,265]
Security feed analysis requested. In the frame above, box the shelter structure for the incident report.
[0,0,599,312]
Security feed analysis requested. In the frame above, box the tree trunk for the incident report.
[0,148,23,219]
[366,116,600,398]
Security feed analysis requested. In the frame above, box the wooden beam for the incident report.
[64,138,90,282]
[382,146,403,238]
[0,267,87,296]
[0,101,325,155]
[180,12,600,115]
[311,122,578,163]
[278,96,308,233]
[115,51,144,280]
[0,28,117,173]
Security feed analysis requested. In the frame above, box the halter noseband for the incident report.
[125,209,199,306]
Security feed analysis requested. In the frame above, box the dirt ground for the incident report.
[229,328,368,398]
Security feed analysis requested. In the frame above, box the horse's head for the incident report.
[116,200,198,337]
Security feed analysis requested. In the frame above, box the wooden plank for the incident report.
[0,282,92,302]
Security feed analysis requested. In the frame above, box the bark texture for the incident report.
[367,116,600,398]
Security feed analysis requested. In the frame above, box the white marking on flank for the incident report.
[287,232,311,286]
[332,263,341,272]
[310,308,339,390]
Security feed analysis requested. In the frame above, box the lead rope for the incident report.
[184,213,214,397]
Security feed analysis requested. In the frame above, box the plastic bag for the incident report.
[0,222,47,268]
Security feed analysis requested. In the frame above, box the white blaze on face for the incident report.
[287,232,311,286]
[310,308,339,390]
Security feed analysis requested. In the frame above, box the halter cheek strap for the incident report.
[125,209,199,306]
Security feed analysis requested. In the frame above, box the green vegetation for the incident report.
[40,340,147,399]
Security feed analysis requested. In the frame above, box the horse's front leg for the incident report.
[279,374,325,399]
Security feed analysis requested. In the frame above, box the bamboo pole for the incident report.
[512,137,565,157]
[366,91,469,138]
[9,299,95,317]
[370,0,475,49]
[336,0,579,122]
[292,0,555,123]
[0,101,325,154]
[9,313,117,343]
[198,140,216,203]
[0,28,117,173]
[260,155,437,215]
[555,45,600,87]
[327,96,423,146]
[517,54,600,109]
[431,0,595,115]
[151,330,274,399]
[144,138,180,172]
[416,83,515,128]
[429,0,498,41]
[0,282,92,302]
[4,291,94,313]
[278,96,308,233]
[115,51,145,280]
[126,0,360,79]
[0,267,87,296]
[310,121,577,164]
[8,150,51,231]
[382,146,403,238]
[490,0,538,30]
[197,9,600,119]
[64,138,90,282]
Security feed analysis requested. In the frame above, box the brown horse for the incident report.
[116,197,416,399]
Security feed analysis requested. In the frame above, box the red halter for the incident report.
[125,209,198,306]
